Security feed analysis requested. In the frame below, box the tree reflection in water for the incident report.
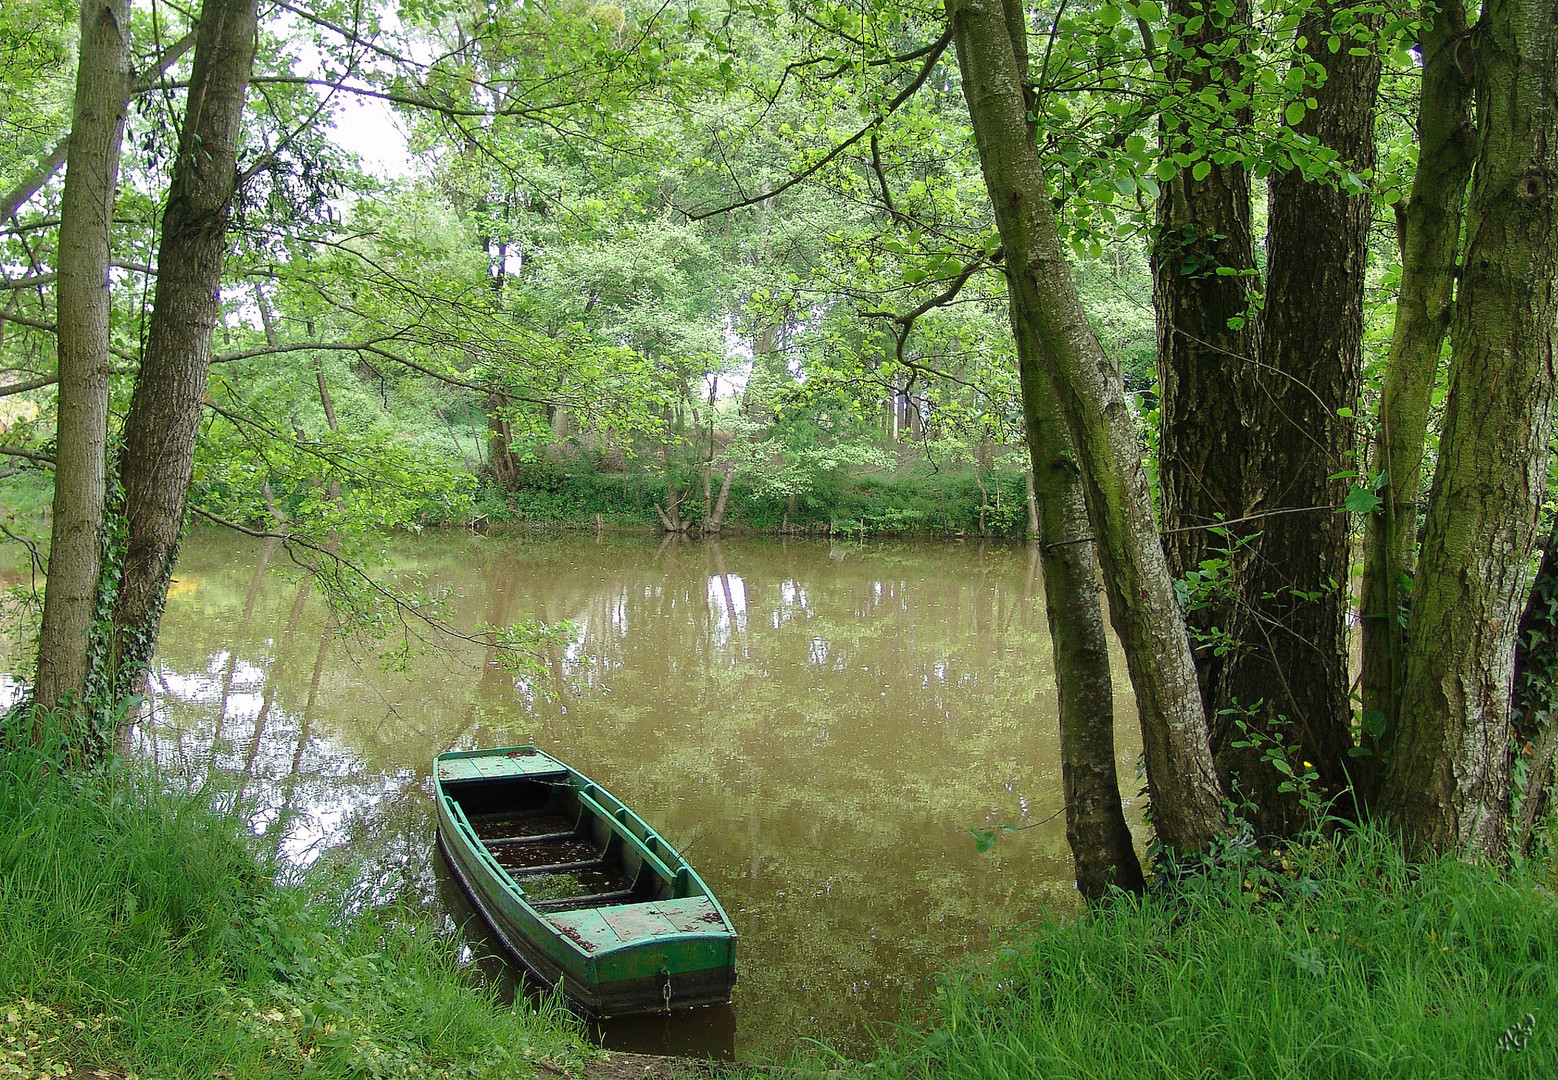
[112,531,1145,1061]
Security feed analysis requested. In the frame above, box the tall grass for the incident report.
[0,724,588,1078]
[841,826,1557,1080]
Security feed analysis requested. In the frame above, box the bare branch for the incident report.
[0,447,56,466]
[0,311,55,333]
[0,375,60,399]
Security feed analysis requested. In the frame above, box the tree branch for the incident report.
[0,447,56,465]
[0,30,198,222]
[0,374,62,399]
[684,25,954,221]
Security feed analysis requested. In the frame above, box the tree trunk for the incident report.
[947,0,1225,854]
[487,391,517,487]
[1358,1,1476,797]
[1512,525,1558,855]
[1219,1,1381,832]
[33,0,132,727]
[1152,0,1261,719]
[703,469,733,534]
[1019,288,1144,900]
[1024,467,1039,539]
[106,0,259,702]
[1381,0,1558,859]
[314,355,342,504]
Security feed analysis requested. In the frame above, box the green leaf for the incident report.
[1362,709,1388,739]
[1343,485,1383,514]
[1191,160,1212,181]
[1285,101,1307,127]
[970,828,997,854]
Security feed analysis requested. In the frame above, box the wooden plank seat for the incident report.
[529,887,637,911]
[484,830,580,848]
[508,857,609,877]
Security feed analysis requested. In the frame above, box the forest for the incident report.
[3,0,1558,1075]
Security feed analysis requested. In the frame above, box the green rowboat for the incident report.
[433,746,738,1015]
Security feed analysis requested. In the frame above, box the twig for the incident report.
[683,26,954,221]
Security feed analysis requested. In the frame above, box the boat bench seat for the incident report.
[485,829,579,848]
[547,897,727,951]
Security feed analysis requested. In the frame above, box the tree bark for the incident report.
[1153,0,1261,719]
[703,468,733,534]
[1512,525,1558,854]
[1219,1,1381,831]
[1358,1,1476,797]
[1019,290,1145,899]
[1381,0,1558,859]
[33,0,132,724]
[487,391,517,487]
[107,0,259,700]
[947,0,1225,854]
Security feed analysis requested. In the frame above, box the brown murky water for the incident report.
[103,529,1143,1060]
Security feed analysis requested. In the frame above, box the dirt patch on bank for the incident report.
[545,1050,772,1079]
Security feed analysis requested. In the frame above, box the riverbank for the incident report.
[0,728,595,1080]
[6,733,1556,1078]
[771,826,1558,1080]
[471,463,1034,537]
[7,717,1555,1078]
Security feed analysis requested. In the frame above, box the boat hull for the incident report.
[433,747,737,1016]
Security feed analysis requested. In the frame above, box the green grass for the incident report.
[0,724,590,1079]
[782,826,1557,1080]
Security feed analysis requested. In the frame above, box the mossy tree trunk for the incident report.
[1357,1,1477,800]
[990,0,1143,896]
[107,0,260,702]
[33,0,132,729]
[947,0,1226,855]
[1380,0,1558,859]
[1020,293,1145,899]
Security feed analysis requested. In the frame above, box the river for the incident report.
[51,529,1145,1061]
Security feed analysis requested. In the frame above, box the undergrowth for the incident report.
[473,462,1033,537]
[0,720,589,1079]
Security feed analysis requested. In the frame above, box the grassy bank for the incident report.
[0,728,589,1079]
[7,717,1554,1080]
[473,463,1034,537]
[792,827,1558,1080]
